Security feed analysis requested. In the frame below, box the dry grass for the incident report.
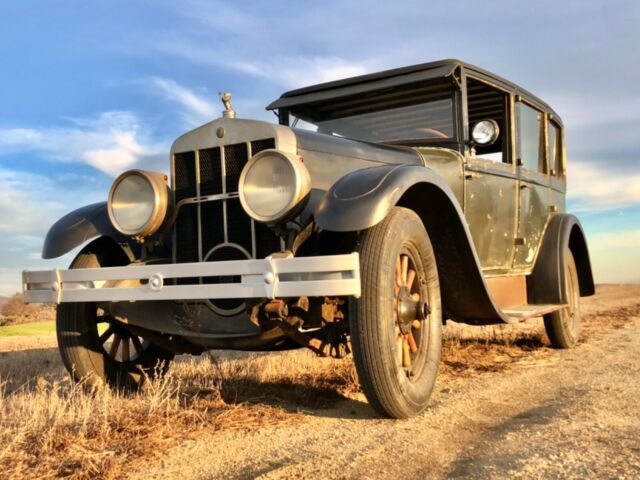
[0,298,637,479]
[0,351,359,479]
[441,322,547,377]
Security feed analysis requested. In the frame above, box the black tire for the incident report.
[57,241,174,391]
[544,250,581,348]
[350,207,442,419]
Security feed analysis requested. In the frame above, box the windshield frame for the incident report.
[282,79,464,150]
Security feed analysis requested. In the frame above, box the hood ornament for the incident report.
[219,92,236,119]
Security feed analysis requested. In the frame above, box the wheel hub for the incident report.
[397,288,415,334]
[396,287,429,335]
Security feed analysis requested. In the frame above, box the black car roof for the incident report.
[266,58,562,125]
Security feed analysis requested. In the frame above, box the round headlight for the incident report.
[108,170,169,237]
[471,119,500,146]
[239,150,311,224]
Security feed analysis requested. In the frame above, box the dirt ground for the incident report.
[139,285,640,480]
[1,285,639,479]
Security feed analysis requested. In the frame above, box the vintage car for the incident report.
[23,59,594,418]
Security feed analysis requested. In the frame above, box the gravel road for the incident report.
[133,285,640,479]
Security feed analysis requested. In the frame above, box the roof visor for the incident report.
[267,63,457,111]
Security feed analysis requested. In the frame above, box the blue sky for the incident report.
[0,0,639,294]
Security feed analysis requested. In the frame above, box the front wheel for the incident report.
[57,303,175,391]
[57,240,174,391]
[350,207,442,419]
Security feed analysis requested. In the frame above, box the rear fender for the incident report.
[528,214,595,304]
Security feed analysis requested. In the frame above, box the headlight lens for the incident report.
[471,119,500,146]
[108,170,169,237]
[239,150,311,224]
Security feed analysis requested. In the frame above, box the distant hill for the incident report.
[0,294,55,325]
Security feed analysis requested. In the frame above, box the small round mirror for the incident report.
[471,120,500,146]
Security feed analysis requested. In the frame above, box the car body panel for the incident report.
[515,175,551,269]
[464,157,518,272]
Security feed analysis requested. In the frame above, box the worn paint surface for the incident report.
[463,157,518,272]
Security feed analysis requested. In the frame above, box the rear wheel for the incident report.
[544,250,581,348]
[57,240,174,391]
[350,207,442,419]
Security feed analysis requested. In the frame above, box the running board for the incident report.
[502,304,566,320]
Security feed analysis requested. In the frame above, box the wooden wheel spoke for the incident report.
[131,336,144,356]
[407,332,418,353]
[406,269,416,290]
[401,255,409,286]
[98,326,115,345]
[95,314,115,324]
[109,334,121,358]
[402,337,412,369]
[121,338,130,363]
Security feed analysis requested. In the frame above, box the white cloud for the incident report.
[568,161,640,212]
[0,168,102,237]
[545,93,640,129]
[0,111,166,176]
[0,268,22,296]
[149,77,218,127]
[589,229,640,253]
[176,0,255,33]
[0,128,43,146]
[587,229,640,284]
[155,32,372,90]
[0,167,106,295]
[227,56,370,89]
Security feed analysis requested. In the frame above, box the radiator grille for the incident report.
[174,151,197,201]
[199,147,222,196]
[172,138,280,302]
[224,143,249,194]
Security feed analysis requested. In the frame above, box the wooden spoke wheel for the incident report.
[350,207,442,419]
[56,241,174,391]
[394,252,430,377]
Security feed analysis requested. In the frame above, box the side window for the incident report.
[548,120,562,176]
[517,102,544,172]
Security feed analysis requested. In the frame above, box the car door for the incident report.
[463,77,518,273]
[513,100,552,269]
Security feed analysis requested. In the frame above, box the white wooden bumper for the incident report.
[22,253,361,304]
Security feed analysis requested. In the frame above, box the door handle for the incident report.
[465,172,480,180]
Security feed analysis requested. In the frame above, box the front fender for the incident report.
[314,164,455,232]
[42,202,132,259]
[315,164,516,325]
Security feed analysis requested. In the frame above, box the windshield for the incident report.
[291,98,455,144]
